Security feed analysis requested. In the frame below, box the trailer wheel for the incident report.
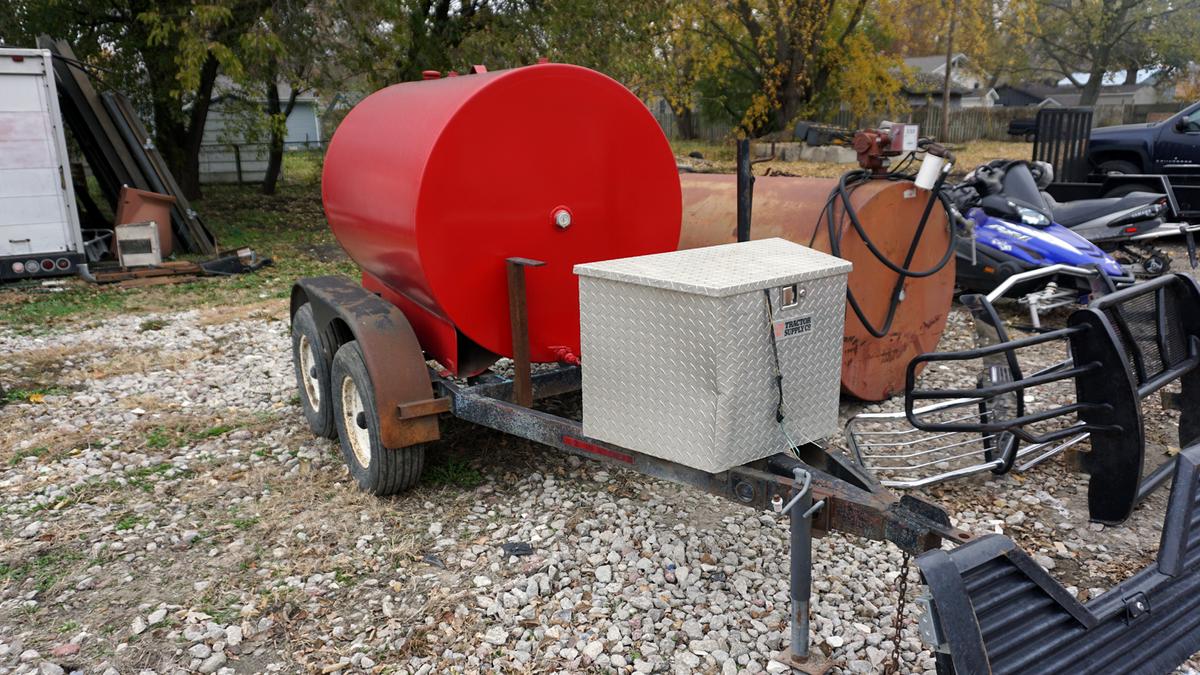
[331,341,425,495]
[292,304,335,439]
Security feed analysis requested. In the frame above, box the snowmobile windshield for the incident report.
[1001,163,1048,209]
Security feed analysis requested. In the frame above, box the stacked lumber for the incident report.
[36,36,217,255]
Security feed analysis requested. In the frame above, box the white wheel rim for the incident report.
[341,374,372,468]
[299,335,321,410]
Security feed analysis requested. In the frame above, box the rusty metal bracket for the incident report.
[397,398,451,419]
[506,257,544,408]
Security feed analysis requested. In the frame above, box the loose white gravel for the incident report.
[1,253,1199,673]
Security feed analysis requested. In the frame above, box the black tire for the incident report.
[1098,159,1140,176]
[331,341,425,495]
[291,304,335,439]
[1104,182,1158,198]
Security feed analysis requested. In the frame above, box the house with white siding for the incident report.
[198,79,321,184]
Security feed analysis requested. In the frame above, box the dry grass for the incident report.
[86,348,213,380]
[953,140,1037,172]
[196,299,288,326]
[0,429,95,467]
[673,139,1034,179]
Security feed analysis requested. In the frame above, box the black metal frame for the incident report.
[905,273,1200,524]
[431,365,967,550]
[427,363,969,672]
[1032,107,1093,183]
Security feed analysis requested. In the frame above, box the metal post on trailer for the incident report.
[775,468,832,674]
[506,257,544,408]
[736,138,754,243]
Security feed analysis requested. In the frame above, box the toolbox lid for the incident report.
[574,238,851,298]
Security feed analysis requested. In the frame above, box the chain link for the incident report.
[883,551,912,674]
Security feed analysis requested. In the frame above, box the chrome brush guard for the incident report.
[854,269,1200,523]
[848,266,1107,489]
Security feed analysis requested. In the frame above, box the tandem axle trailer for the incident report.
[291,262,1200,674]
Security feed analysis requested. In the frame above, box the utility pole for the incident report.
[940,0,959,142]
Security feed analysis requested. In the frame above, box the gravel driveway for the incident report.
[2,244,1199,674]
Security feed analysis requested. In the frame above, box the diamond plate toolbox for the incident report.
[575,238,851,473]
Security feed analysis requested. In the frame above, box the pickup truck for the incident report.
[1087,100,1200,179]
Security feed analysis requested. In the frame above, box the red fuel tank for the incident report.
[323,64,681,375]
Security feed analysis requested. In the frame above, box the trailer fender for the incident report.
[291,276,445,448]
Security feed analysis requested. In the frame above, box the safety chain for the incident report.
[883,552,912,674]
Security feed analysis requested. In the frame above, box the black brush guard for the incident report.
[918,443,1200,674]
[906,273,1200,524]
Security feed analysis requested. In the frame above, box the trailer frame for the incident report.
[292,266,974,672]
[293,255,1200,672]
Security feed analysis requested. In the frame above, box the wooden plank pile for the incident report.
[36,36,217,255]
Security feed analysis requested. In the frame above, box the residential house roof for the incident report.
[998,81,1157,107]
[903,53,969,75]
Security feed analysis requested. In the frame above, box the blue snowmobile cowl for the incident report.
[970,208,1125,278]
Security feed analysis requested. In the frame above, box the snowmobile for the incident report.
[946,160,1133,298]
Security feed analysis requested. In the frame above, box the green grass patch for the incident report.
[0,548,85,593]
[191,425,234,441]
[9,446,49,465]
[138,318,168,332]
[143,423,240,450]
[0,287,128,331]
[114,514,148,531]
[231,516,259,531]
[423,458,484,488]
[126,462,194,492]
[144,427,173,449]
[3,387,69,403]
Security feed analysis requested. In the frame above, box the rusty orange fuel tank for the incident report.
[679,173,955,401]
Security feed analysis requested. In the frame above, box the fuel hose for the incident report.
[823,157,958,339]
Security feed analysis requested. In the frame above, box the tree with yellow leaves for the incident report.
[648,0,909,137]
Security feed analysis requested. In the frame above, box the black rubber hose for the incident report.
[831,169,955,279]
[827,166,957,339]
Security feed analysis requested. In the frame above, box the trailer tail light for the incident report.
[25,259,38,273]
[40,259,54,271]
[11,261,24,273]
[56,258,70,270]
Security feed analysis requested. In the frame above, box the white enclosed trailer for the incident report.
[0,48,84,280]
